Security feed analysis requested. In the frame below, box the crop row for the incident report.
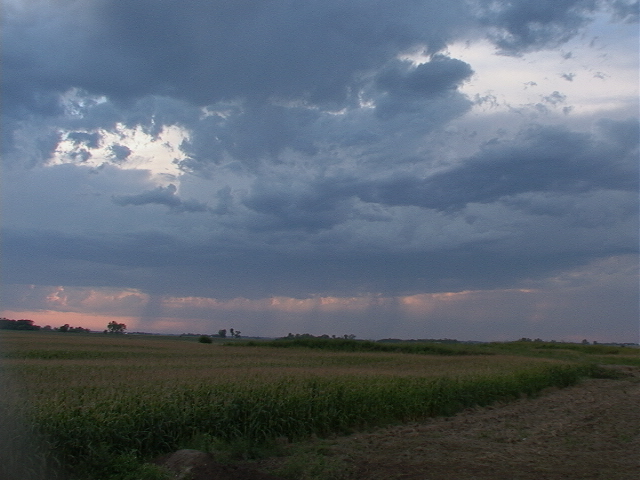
[5,362,598,480]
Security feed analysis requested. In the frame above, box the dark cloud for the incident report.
[311,120,639,212]
[609,0,639,22]
[4,118,636,301]
[4,225,630,301]
[4,0,617,122]
[1,1,637,341]
[477,0,601,54]
[66,131,102,149]
[69,149,92,163]
[109,144,132,161]
[541,91,567,104]
[2,0,630,170]
[373,55,474,118]
[2,0,472,117]
[180,103,321,167]
[376,56,474,98]
[502,190,638,229]
[112,184,208,213]
[241,176,354,232]
[596,117,640,149]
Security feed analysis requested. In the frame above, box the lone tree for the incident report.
[106,321,126,334]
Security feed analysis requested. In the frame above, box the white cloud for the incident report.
[49,123,189,186]
[447,14,638,118]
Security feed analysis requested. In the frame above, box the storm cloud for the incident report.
[113,184,209,213]
[1,0,638,341]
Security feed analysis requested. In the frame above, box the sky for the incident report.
[1,0,638,342]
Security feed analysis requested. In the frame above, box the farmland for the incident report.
[1,331,638,480]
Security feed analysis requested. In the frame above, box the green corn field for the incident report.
[0,331,635,480]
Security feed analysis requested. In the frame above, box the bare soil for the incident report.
[161,366,640,480]
[315,365,640,480]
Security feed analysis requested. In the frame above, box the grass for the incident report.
[237,336,640,362]
[0,331,637,480]
[233,337,495,355]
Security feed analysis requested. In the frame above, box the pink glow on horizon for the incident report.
[0,310,139,332]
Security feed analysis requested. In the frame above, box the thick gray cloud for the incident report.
[376,56,474,98]
[66,131,102,149]
[1,0,638,340]
[4,0,623,120]
[4,224,624,300]
[348,120,638,210]
[476,0,600,53]
[2,0,470,115]
[2,0,630,167]
[231,118,638,233]
[113,184,209,213]
[610,0,640,22]
[109,144,132,161]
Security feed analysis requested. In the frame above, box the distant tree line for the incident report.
[240,336,490,355]
[0,318,41,330]
[104,321,127,334]
[196,328,242,343]
[282,333,356,340]
[51,323,91,333]
[216,328,241,338]
[0,317,90,332]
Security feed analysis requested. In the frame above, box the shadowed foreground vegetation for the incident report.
[1,332,637,480]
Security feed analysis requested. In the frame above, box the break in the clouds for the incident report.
[1,0,638,342]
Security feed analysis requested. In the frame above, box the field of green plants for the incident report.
[1,331,637,480]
